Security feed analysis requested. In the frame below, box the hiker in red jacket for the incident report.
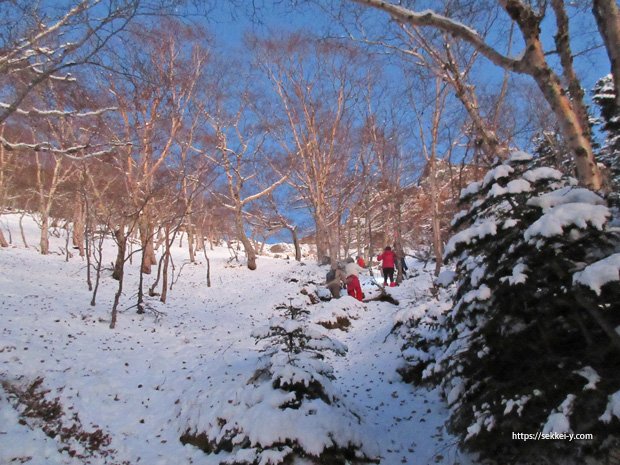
[377,246,396,287]
[345,258,364,301]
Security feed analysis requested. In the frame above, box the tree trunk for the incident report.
[186,220,195,263]
[161,225,171,303]
[137,249,146,312]
[593,0,620,108]
[112,224,126,281]
[429,157,443,277]
[110,263,124,330]
[366,201,374,268]
[64,222,71,262]
[551,0,591,140]
[72,195,85,257]
[290,226,302,261]
[501,4,604,189]
[196,225,205,252]
[0,228,7,247]
[83,198,92,291]
[40,212,49,255]
[314,213,329,264]
[202,245,211,288]
[19,212,28,248]
[236,209,257,270]
[526,42,602,189]
[139,216,156,274]
[90,230,105,306]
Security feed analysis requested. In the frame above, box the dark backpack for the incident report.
[326,269,336,282]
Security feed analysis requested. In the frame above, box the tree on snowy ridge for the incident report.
[404,151,620,463]
[180,298,379,465]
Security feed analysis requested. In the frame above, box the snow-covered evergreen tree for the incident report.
[401,151,620,463]
[593,74,620,209]
[180,298,379,465]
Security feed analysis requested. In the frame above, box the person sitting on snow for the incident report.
[377,246,396,287]
[344,258,364,301]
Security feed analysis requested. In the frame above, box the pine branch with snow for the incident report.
[404,150,620,464]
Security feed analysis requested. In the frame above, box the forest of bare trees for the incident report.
[0,0,618,295]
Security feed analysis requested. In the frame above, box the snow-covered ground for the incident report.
[0,213,470,464]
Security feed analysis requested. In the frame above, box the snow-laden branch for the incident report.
[0,103,117,118]
[0,0,92,70]
[350,0,525,72]
[0,136,131,160]
[240,174,289,206]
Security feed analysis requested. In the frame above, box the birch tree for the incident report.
[412,79,452,276]
[349,0,604,189]
[108,21,209,275]
[205,96,288,271]
[256,34,365,264]
[0,1,139,156]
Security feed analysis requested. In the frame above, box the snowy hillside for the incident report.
[0,213,469,465]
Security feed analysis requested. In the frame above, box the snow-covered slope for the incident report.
[0,213,469,464]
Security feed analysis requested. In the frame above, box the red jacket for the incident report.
[356,257,366,268]
[377,250,396,269]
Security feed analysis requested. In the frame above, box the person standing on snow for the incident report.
[344,258,364,301]
[326,264,346,299]
[377,246,396,287]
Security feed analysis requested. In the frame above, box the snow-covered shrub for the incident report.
[309,296,365,330]
[180,298,379,465]
[392,291,454,386]
[410,151,620,464]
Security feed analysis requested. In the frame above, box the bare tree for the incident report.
[349,0,604,189]
[0,1,139,157]
[205,106,287,270]
[413,78,452,276]
[256,34,365,264]
[108,21,209,275]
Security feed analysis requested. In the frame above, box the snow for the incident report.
[528,186,606,210]
[487,179,531,198]
[435,269,457,287]
[0,213,471,465]
[482,164,513,187]
[500,263,528,286]
[463,285,491,303]
[444,220,498,257]
[573,253,620,296]
[524,203,610,241]
[509,150,533,162]
[451,209,468,226]
[542,413,571,434]
[308,297,364,328]
[542,395,575,434]
[522,167,563,183]
[459,181,480,199]
[600,390,620,423]
[575,366,601,391]
[503,395,531,416]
